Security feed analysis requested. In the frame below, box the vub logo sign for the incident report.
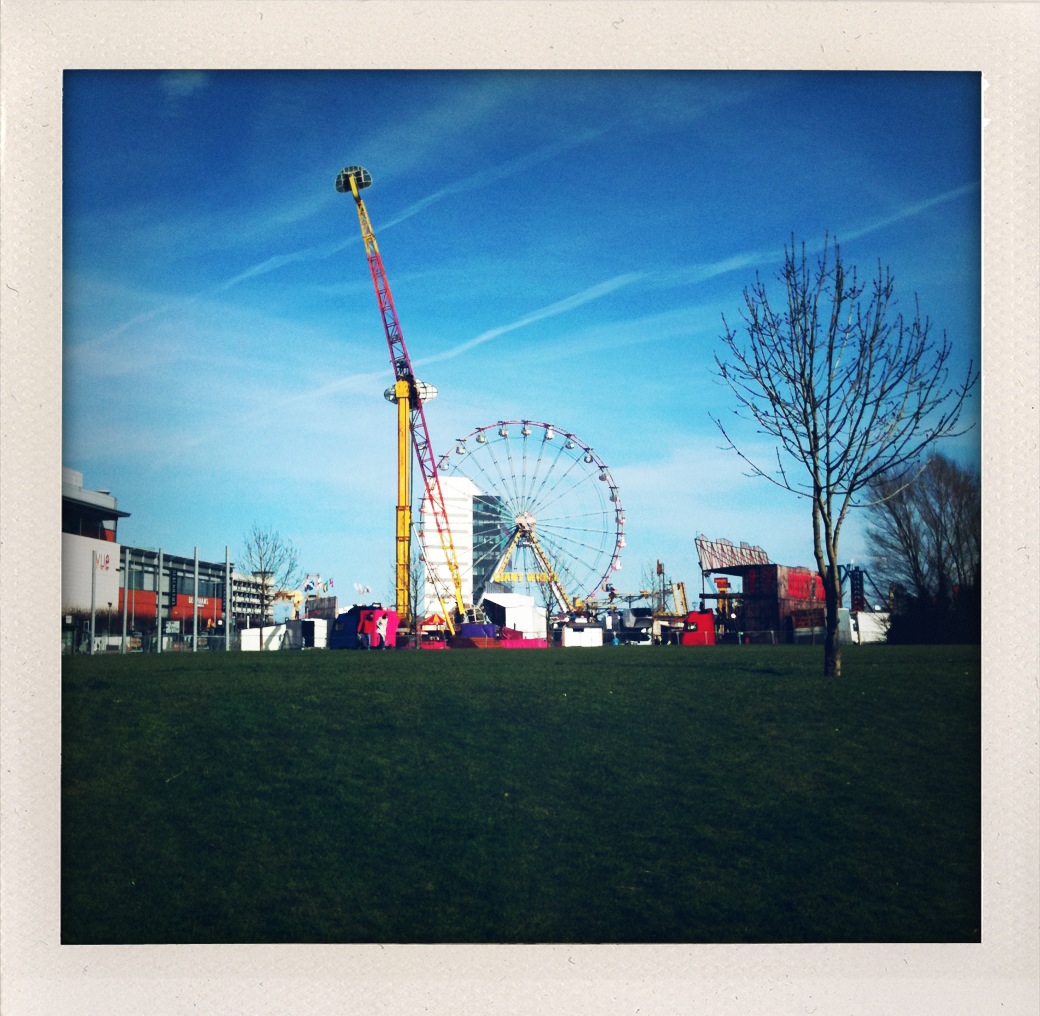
[94,552,112,571]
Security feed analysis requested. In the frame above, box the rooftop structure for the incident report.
[62,467,130,542]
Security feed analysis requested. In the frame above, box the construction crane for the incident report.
[336,165,466,634]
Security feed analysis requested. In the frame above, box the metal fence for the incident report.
[62,629,238,654]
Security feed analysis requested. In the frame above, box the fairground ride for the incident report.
[336,165,466,633]
[435,420,625,615]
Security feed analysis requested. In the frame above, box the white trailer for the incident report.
[283,618,328,649]
[852,611,889,644]
[240,624,287,651]
[560,624,604,648]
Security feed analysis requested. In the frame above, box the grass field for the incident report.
[61,643,981,944]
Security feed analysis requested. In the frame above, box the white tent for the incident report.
[481,593,546,640]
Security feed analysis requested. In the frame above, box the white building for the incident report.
[62,467,129,615]
[420,475,479,618]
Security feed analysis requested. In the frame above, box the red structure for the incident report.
[695,536,827,643]
[730,564,826,640]
[679,610,716,646]
[118,588,223,625]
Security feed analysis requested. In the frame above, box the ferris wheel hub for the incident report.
[515,511,536,532]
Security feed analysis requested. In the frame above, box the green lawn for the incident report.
[61,644,980,943]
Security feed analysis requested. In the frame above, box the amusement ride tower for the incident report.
[336,165,465,631]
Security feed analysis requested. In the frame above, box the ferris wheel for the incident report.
[431,420,625,613]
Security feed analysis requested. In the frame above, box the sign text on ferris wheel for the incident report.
[494,571,550,584]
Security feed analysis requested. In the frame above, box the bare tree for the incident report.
[391,556,428,646]
[240,524,302,647]
[639,560,672,613]
[713,237,977,676]
[867,452,981,606]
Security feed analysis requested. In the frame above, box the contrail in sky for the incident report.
[214,269,647,428]
[208,179,975,309]
[83,131,607,351]
[208,131,607,291]
[84,176,973,357]
[838,182,978,243]
[378,130,605,231]
[414,272,648,368]
[209,132,607,292]
[661,182,979,291]
[188,273,645,444]
[207,239,350,295]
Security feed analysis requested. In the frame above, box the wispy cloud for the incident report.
[207,239,351,294]
[167,366,391,459]
[247,131,605,275]
[66,295,200,359]
[207,137,602,289]
[357,73,570,183]
[415,272,647,368]
[838,182,979,244]
[180,268,650,454]
[657,248,782,290]
[378,130,605,232]
[78,131,607,354]
[657,182,980,294]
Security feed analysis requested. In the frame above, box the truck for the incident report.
[678,610,717,646]
[328,604,399,650]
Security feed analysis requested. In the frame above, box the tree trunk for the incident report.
[823,566,842,677]
[824,621,841,676]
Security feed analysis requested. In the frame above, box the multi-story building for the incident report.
[472,492,511,601]
[419,477,559,621]
[420,475,479,618]
[62,467,279,650]
[62,467,129,618]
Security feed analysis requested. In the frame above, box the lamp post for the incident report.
[89,550,97,655]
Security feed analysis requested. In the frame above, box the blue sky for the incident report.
[62,70,981,603]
